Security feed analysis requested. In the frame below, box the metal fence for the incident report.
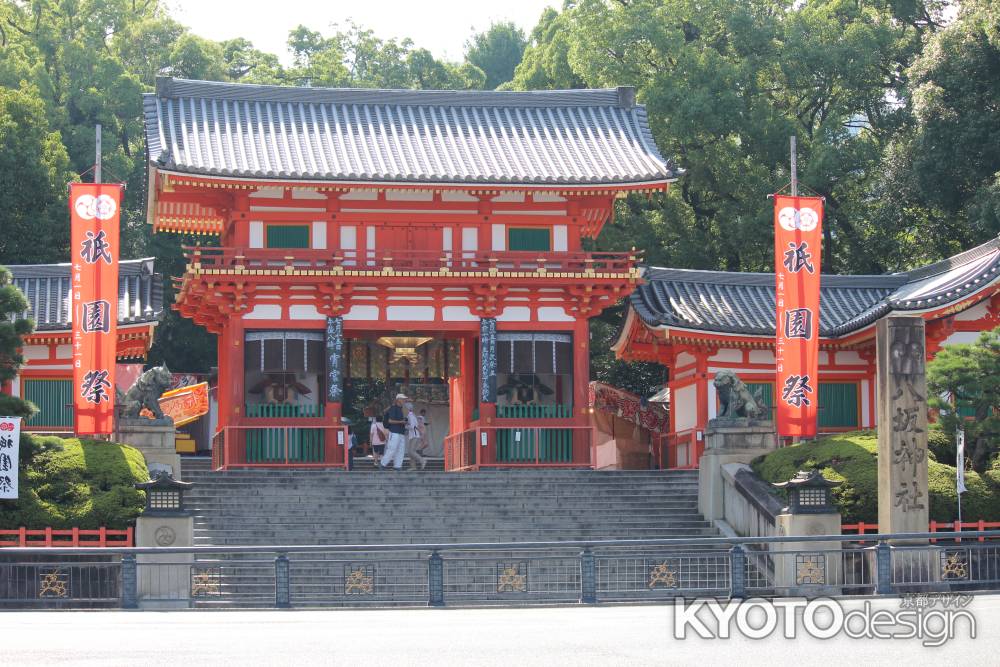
[2,531,999,609]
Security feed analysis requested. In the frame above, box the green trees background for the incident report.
[0,0,997,388]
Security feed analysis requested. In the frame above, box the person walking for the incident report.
[416,408,430,458]
[369,416,388,466]
[405,403,427,470]
[380,393,408,470]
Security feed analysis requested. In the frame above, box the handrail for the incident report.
[3,530,1000,556]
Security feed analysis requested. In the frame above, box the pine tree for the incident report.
[0,266,35,418]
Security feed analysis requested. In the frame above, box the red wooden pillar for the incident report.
[460,336,476,425]
[226,319,245,425]
[572,318,591,464]
[694,348,709,464]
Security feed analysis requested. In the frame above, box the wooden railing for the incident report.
[245,403,325,419]
[443,426,595,471]
[842,520,1000,542]
[496,404,573,419]
[666,429,702,469]
[212,425,349,470]
[0,527,133,547]
[185,246,638,276]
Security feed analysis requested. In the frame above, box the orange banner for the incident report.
[70,183,123,435]
[774,195,823,437]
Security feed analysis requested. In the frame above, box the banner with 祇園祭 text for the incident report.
[774,195,823,437]
[70,183,123,435]
[0,417,21,499]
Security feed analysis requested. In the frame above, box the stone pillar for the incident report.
[698,419,778,521]
[876,317,930,537]
[772,511,843,597]
[135,514,193,609]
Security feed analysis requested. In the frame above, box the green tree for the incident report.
[0,84,75,264]
[465,21,527,89]
[928,327,1000,473]
[0,266,35,419]
[509,6,586,90]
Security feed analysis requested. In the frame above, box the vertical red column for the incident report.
[227,319,245,425]
[572,318,591,464]
[695,349,709,465]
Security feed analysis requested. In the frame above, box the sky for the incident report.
[166,0,557,65]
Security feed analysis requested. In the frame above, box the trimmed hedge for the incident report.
[751,430,1000,524]
[0,434,148,530]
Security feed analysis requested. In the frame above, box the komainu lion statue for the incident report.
[117,365,173,420]
[713,370,767,419]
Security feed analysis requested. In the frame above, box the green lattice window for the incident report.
[508,228,550,252]
[744,382,774,416]
[24,378,73,427]
[818,382,859,428]
[266,224,310,249]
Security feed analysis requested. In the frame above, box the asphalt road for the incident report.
[4,596,998,666]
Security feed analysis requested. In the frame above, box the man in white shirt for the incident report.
[405,403,427,470]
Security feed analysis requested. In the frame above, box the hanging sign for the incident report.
[0,417,21,499]
[774,195,823,437]
[956,429,967,495]
[480,318,497,403]
[326,316,344,402]
[70,183,123,435]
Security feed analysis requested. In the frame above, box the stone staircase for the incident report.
[178,457,726,606]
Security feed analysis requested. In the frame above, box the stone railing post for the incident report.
[122,553,138,609]
[275,553,290,608]
[580,548,597,604]
[875,541,893,595]
[428,550,444,607]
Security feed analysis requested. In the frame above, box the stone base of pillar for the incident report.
[698,419,777,520]
[116,420,179,477]
[135,515,193,609]
[771,512,842,597]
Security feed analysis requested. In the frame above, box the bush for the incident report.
[751,431,1000,524]
[927,423,954,465]
[0,434,149,530]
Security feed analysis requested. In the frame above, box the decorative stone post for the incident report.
[770,470,843,597]
[134,472,194,609]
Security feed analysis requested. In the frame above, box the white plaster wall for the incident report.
[537,306,574,322]
[442,306,478,321]
[676,351,696,367]
[443,228,452,252]
[860,379,871,427]
[674,384,698,431]
[710,349,742,363]
[462,228,478,253]
[250,186,283,198]
[492,224,506,251]
[836,350,865,365]
[289,305,325,320]
[243,304,282,320]
[291,188,325,200]
[749,350,775,364]
[22,346,48,360]
[497,306,530,322]
[386,306,435,321]
[943,332,984,346]
[311,222,326,249]
[55,345,72,359]
[553,225,568,251]
[249,221,264,248]
[344,305,380,320]
[708,380,718,419]
[819,351,830,365]
[956,301,989,321]
[340,226,357,250]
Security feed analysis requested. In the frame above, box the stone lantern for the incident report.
[772,469,841,514]
[135,471,193,516]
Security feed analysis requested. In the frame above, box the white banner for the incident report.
[0,416,20,499]
[956,429,967,495]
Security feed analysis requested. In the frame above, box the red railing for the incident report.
[0,527,133,547]
[212,425,349,470]
[184,246,637,276]
[444,426,595,471]
[842,520,1000,542]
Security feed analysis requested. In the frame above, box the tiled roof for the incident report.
[630,236,1000,338]
[7,258,163,331]
[143,77,679,186]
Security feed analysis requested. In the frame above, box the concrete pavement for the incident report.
[4,596,998,666]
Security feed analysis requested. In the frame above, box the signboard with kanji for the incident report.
[0,417,21,499]
[773,195,824,437]
[70,183,123,435]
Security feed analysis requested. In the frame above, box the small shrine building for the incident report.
[142,77,679,468]
[5,258,163,432]
[613,236,1000,467]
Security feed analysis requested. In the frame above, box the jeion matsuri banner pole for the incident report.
[774,195,823,437]
[70,183,123,435]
